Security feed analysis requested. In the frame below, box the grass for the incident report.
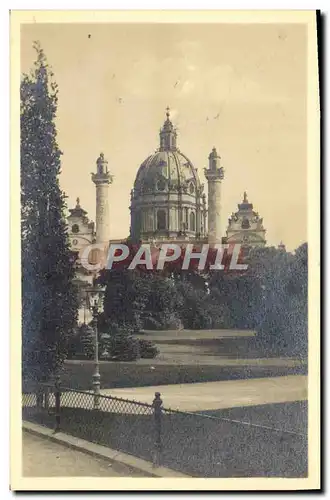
[203,401,308,434]
[148,336,302,359]
[22,400,307,478]
[52,360,307,391]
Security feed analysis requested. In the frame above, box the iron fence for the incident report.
[22,382,307,477]
[160,406,307,477]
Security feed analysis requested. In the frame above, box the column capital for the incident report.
[91,172,113,185]
[204,167,224,181]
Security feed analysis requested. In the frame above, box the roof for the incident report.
[134,149,201,194]
[133,108,202,194]
[68,197,87,218]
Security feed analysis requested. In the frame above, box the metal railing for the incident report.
[159,405,307,477]
[22,382,307,477]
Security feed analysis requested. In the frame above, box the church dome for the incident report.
[134,149,201,195]
[130,108,206,242]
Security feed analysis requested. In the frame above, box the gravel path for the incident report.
[100,375,308,412]
[22,432,144,477]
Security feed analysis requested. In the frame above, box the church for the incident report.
[68,108,267,266]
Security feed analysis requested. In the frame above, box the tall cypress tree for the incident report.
[21,42,78,382]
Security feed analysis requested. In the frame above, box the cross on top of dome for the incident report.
[162,106,174,130]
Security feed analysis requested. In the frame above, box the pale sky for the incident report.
[21,22,307,251]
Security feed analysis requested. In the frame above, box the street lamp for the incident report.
[85,285,106,410]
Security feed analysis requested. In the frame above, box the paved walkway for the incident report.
[24,376,307,414]
[23,432,142,477]
[101,375,308,412]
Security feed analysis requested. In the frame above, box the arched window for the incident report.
[190,211,196,232]
[157,210,166,230]
[72,224,79,234]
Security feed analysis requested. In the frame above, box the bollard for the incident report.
[152,392,163,467]
[54,375,61,433]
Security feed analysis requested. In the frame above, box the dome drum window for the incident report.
[190,211,196,232]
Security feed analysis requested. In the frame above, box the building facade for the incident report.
[68,110,267,262]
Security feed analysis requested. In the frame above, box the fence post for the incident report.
[36,385,44,409]
[44,385,50,411]
[152,392,163,467]
[54,375,61,433]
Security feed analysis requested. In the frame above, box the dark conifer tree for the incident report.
[21,42,78,382]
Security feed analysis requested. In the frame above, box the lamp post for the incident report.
[85,285,105,410]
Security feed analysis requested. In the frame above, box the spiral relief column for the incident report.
[91,153,113,244]
[204,147,224,245]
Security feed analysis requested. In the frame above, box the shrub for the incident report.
[143,312,183,331]
[100,324,141,361]
[67,333,79,359]
[108,334,140,361]
[138,339,159,359]
[79,324,95,360]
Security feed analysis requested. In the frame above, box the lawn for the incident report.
[46,361,307,391]
[22,400,307,478]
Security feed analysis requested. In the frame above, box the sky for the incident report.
[21,22,307,251]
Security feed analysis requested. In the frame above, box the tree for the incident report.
[98,267,151,333]
[143,273,183,330]
[245,244,307,355]
[279,243,308,356]
[208,243,308,357]
[21,42,78,382]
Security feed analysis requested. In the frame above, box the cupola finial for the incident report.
[159,107,177,151]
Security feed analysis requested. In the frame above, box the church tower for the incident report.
[91,153,113,243]
[204,147,224,245]
[226,192,266,248]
